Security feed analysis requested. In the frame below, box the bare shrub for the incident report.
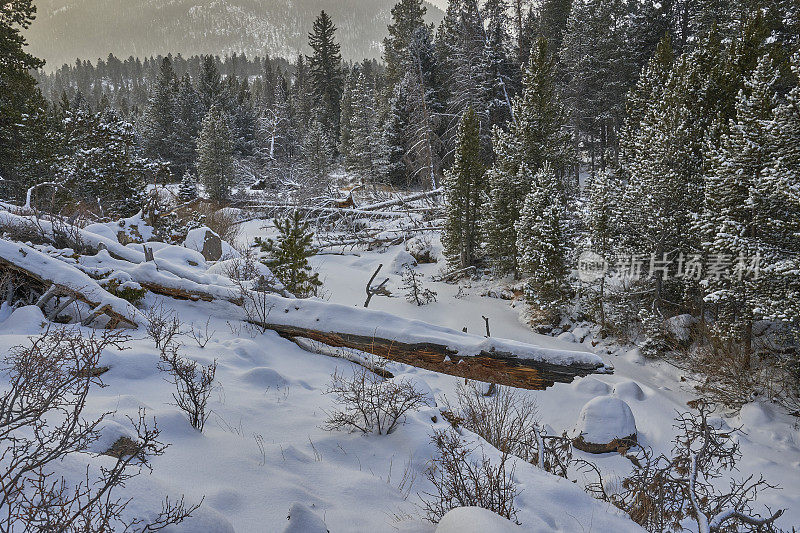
[144,301,183,351]
[189,318,216,349]
[585,400,784,533]
[322,367,431,435]
[158,345,217,432]
[194,203,240,245]
[451,382,572,478]
[421,429,519,523]
[0,328,199,531]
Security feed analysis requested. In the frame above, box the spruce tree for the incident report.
[307,11,344,144]
[442,107,485,269]
[516,163,570,317]
[178,171,198,202]
[383,0,428,89]
[197,105,234,204]
[0,0,46,200]
[260,211,322,298]
[197,55,224,112]
[483,38,572,276]
[700,54,779,343]
[302,110,333,186]
[141,56,178,169]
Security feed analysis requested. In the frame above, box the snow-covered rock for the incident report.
[390,249,417,274]
[283,503,328,533]
[435,507,519,533]
[573,397,637,453]
[184,227,239,261]
[613,381,646,401]
[665,314,696,344]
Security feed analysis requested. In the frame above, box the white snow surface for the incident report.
[0,219,797,531]
[574,396,638,444]
[435,507,518,532]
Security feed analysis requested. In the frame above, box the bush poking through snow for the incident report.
[144,301,183,352]
[584,400,784,533]
[159,345,217,432]
[421,429,519,524]
[322,367,431,435]
[452,382,572,478]
[401,265,437,306]
[0,328,200,531]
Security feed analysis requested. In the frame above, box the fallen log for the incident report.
[247,320,609,390]
[358,189,443,211]
[0,247,138,329]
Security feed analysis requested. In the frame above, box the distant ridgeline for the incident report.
[25,0,444,70]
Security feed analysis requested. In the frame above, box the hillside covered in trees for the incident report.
[25,0,444,68]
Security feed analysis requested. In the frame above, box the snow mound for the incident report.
[390,249,417,274]
[435,507,519,533]
[0,305,46,334]
[573,397,637,453]
[572,376,611,395]
[153,245,207,269]
[283,502,328,533]
[613,381,646,401]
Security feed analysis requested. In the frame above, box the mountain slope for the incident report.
[26,0,444,69]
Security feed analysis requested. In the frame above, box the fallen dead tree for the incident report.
[248,320,606,389]
[242,296,609,390]
[358,188,443,211]
[0,240,138,329]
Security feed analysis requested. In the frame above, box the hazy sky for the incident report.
[428,0,449,9]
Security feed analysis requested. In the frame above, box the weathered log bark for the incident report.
[246,320,608,390]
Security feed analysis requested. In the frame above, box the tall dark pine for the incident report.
[0,0,46,201]
[307,11,344,144]
[383,0,428,89]
[197,55,224,112]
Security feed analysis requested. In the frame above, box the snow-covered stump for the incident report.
[572,397,637,453]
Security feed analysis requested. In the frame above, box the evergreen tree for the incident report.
[516,163,570,316]
[174,73,203,175]
[260,211,322,298]
[442,107,485,269]
[197,55,224,111]
[61,108,148,217]
[141,56,178,169]
[178,170,198,201]
[751,54,800,330]
[302,110,333,187]
[307,11,344,144]
[348,73,388,182]
[0,0,46,200]
[384,0,429,89]
[197,105,234,204]
[483,38,572,276]
[699,54,779,343]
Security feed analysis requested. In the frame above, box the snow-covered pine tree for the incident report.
[197,105,234,204]
[483,37,572,276]
[339,65,358,161]
[197,55,225,113]
[348,72,387,182]
[178,171,198,202]
[141,56,178,170]
[383,0,429,89]
[173,73,203,177]
[302,110,333,188]
[750,53,800,332]
[260,211,322,298]
[442,107,485,269]
[516,163,570,320]
[307,10,344,145]
[699,54,780,345]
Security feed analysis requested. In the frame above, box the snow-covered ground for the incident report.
[0,218,797,531]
